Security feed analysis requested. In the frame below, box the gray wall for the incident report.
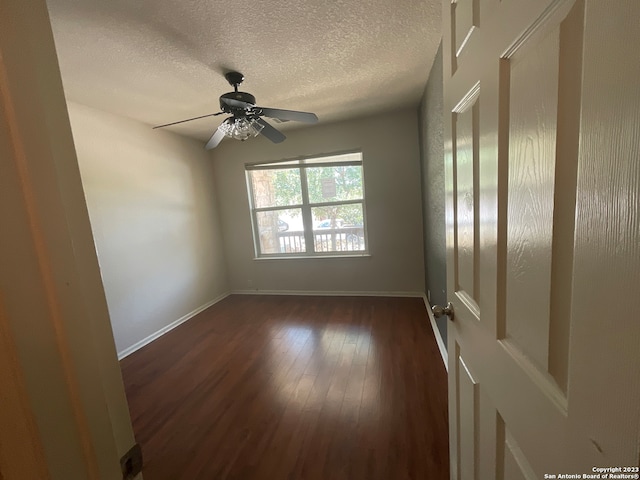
[212,108,426,294]
[68,102,229,354]
[418,43,448,344]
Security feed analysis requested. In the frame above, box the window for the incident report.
[246,152,368,257]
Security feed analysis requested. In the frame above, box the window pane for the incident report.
[306,165,363,204]
[249,169,302,208]
[256,209,305,254]
[312,204,365,252]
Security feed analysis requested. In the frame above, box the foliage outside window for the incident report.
[246,152,367,257]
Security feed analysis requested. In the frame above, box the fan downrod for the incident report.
[225,71,245,91]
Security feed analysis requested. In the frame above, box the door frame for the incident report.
[0,0,137,477]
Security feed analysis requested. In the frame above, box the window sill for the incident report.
[253,253,371,261]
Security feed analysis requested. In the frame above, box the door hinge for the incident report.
[120,443,143,479]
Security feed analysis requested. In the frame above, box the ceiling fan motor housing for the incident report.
[220,92,256,112]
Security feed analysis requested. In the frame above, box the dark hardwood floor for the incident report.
[120,295,449,479]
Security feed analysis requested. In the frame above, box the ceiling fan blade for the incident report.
[220,97,254,109]
[255,117,286,144]
[204,126,226,150]
[257,107,318,124]
[153,112,223,129]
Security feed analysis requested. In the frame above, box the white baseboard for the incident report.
[422,294,448,372]
[117,292,230,360]
[231,289,424,297]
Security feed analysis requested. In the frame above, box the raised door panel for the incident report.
[504,25,560,372]
[497,1,584,407]
[452,85,481,315]
[453,0,479,57]
[502,430,536,480]
[453,345,479,480]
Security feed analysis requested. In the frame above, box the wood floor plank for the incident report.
[120,295,449,479]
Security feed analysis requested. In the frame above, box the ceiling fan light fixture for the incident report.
[221,117,264,141]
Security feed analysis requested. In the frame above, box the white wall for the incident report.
[212,108,425,294]
[68,103,228,354]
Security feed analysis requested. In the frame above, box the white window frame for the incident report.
[245,151,369,258]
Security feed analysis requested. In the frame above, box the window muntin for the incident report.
[246,152,367,257]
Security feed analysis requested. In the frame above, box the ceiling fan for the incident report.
[153,71,318,149]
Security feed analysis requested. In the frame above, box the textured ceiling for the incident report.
[46,0,441,142]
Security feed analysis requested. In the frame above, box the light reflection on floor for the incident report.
[267,322,379,416]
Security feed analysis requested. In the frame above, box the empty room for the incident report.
[1,0,639,479]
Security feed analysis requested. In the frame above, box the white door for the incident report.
[442,0,640,477]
